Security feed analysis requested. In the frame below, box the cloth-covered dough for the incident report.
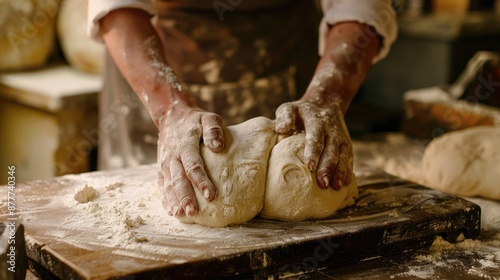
[422,126,500,200]
[260,133,358,221]
[178,117,277,227]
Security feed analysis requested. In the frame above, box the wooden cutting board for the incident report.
[0,165,480,279]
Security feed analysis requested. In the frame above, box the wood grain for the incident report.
[0,165,481,279]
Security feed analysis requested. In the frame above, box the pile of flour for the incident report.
[64,182,150,247]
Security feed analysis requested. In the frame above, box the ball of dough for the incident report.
[0,0,58,71]
[422,126,500,200]
[178,117,277,227]
[57,0,104,73]
[260,133,359,221]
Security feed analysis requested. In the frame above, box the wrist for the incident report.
[301,62,353,114]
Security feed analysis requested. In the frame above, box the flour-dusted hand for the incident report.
[273,22,382,191]
[99,10,228,218]
[275,100,353,190]
[157,102,225,217]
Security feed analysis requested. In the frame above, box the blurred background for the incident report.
[0,0,499,184]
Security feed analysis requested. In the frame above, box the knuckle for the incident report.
[339,152,350,163]
[160,161,169,172]
[170,174,185,187]
[165,178,175,188]
[185,162,205,178]
[336,165,346,176]
[188,123,203,137]
[306,137,325,151]
[205,126,223,139]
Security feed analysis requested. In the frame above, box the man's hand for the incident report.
[100,9,227,217]
[275,100,353,190]
[157,102,225,217]
[274,22,380,191]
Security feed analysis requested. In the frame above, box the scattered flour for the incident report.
[63,182,154,248]
[354,136,500,280]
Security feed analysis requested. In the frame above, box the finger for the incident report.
[301,109,325,172]
[157,147,175,215]
[342,146,354,187]
[315,137,338,190]
[275,103,296,134]
[181,143,217,201]
[202,113,225,152]
[170,159,197,217]
[166,179,185,217]
[156,164,172,215]
[164,179,182,216]
[333,143,351,191]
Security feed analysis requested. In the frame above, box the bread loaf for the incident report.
[0,0,59,71]
[57,0,104,73]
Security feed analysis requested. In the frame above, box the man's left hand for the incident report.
[275,100,353,190]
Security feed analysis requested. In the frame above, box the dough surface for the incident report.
[422,126,500,200]
[178,117,277,227]
[57,0,104,73]
[0,0,58,71]
[261,133,359,221]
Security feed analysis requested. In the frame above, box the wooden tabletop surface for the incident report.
[2,134,499,279]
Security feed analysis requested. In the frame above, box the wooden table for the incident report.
[0,163,482,279]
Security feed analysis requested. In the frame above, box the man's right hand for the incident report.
[157,102,225,217]
[100,9,226,218]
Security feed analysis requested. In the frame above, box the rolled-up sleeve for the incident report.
[87,0,155,42]
[320,0,398,63]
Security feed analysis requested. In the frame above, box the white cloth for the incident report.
[87,0,154,42]
[87,0,397,62]
[319,0,398,63]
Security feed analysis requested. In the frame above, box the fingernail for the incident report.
[322,176,330,189]
[172,205,179,215]
[203,188,211,199]
[337,179,344,189]
[307,160,316,171]
[211,139,222,149]
[185,203,196,217]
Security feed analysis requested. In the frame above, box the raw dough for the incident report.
[261,133,358,221]
[422,126,500,200]
[0,0,58,71]
[57,0,104,73]
[178,117,277,227]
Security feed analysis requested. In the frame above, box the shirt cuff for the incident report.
[319,0,398,63]
[87,0,155,42]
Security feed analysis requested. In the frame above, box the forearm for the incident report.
[99,8,195,127]
[303,22,380,114]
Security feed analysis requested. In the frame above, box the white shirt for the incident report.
[87,0,397,62]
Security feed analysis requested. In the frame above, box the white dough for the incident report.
[178,117,277,227]
[0,0,58,71]
[422,126,500,200]
[57,0,104,73]
[261,133,359,221]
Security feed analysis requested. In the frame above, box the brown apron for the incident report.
[99,0,321,170]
